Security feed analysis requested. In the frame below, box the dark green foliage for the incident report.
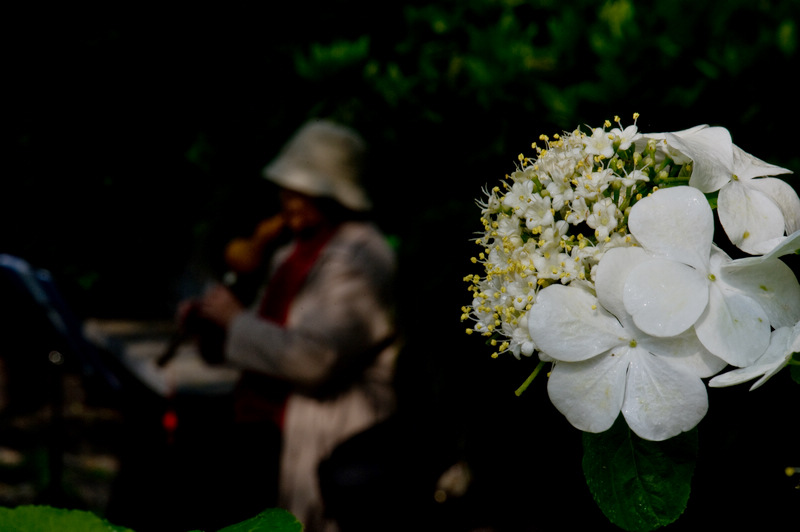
[582,416,698,532]
[217,508,303,532]
[0,505,135,532]
[0,506,302,532]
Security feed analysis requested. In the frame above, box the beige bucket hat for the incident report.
[263,119,371,211]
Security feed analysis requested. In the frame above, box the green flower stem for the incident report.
[652,175,690,187]
[656,158,673,173]
[515,360,547,396]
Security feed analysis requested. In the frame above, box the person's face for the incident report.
[280,189,326,235]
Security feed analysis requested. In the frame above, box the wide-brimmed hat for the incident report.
[263,119,371,211]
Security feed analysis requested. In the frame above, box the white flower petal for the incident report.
[547,351,629,434]
[718,180,785,255]
[529,285,626,362]
[595,246,649,323]
[694,283,770,367]
[766,322,800,390]
[746,176,800,235]
[749,358,792,390]
[623,258,709,337]
[723,229,800,266]
[740,324,791,362]
[662,127,733,193]
[636,125,707,165]
[732,144,793,181]
[708,363,775,389]
[628,186,713,271]
[709,326,795,389]
[538,351,556,363]
[719,256,800,328]
[622,349,709,441]
[637,328,727,378]
[759,228,800,259]
[673,125,711,136]
[742,236,794,256]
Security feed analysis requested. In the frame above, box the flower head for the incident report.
[464,115,799,440]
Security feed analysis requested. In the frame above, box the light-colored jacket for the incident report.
[224,221,399,531]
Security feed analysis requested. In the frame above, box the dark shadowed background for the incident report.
[3,1,799,529]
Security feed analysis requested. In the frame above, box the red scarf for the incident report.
[234,226,338,428]
[257,226,337,324]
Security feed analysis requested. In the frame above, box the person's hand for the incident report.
[224,213,286,273]
[197,284,245,329]
[253,213,286,243]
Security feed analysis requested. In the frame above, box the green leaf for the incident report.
[218,508,303,532]
[0,506,303,532]
[703,191,719,209]
[294,36,370,81]
[582,416,698,532]
[791,352,800,385]
[0,505,134,532]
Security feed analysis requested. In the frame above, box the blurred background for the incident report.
[2,1,799,530]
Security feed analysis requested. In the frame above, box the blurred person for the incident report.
[195,119,399,531]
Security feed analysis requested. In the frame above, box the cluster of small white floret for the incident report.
[462,114,693,358]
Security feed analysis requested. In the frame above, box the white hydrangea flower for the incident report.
[522,194,554,230]
[528,247,726,441]
[641,125,799,255]
[585,197,619,241]
[718,146,800,254]
[619,168,650,187]
[502,179,536,213]
[502,310,537,359]
[610,123,639,151]
[585,127,616,159]
[565,196,590,224]
[495,213,524,242]
[465,114,800,443]
[622,186,800,367]
[546,178,576,211]
[712,229,800,330]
